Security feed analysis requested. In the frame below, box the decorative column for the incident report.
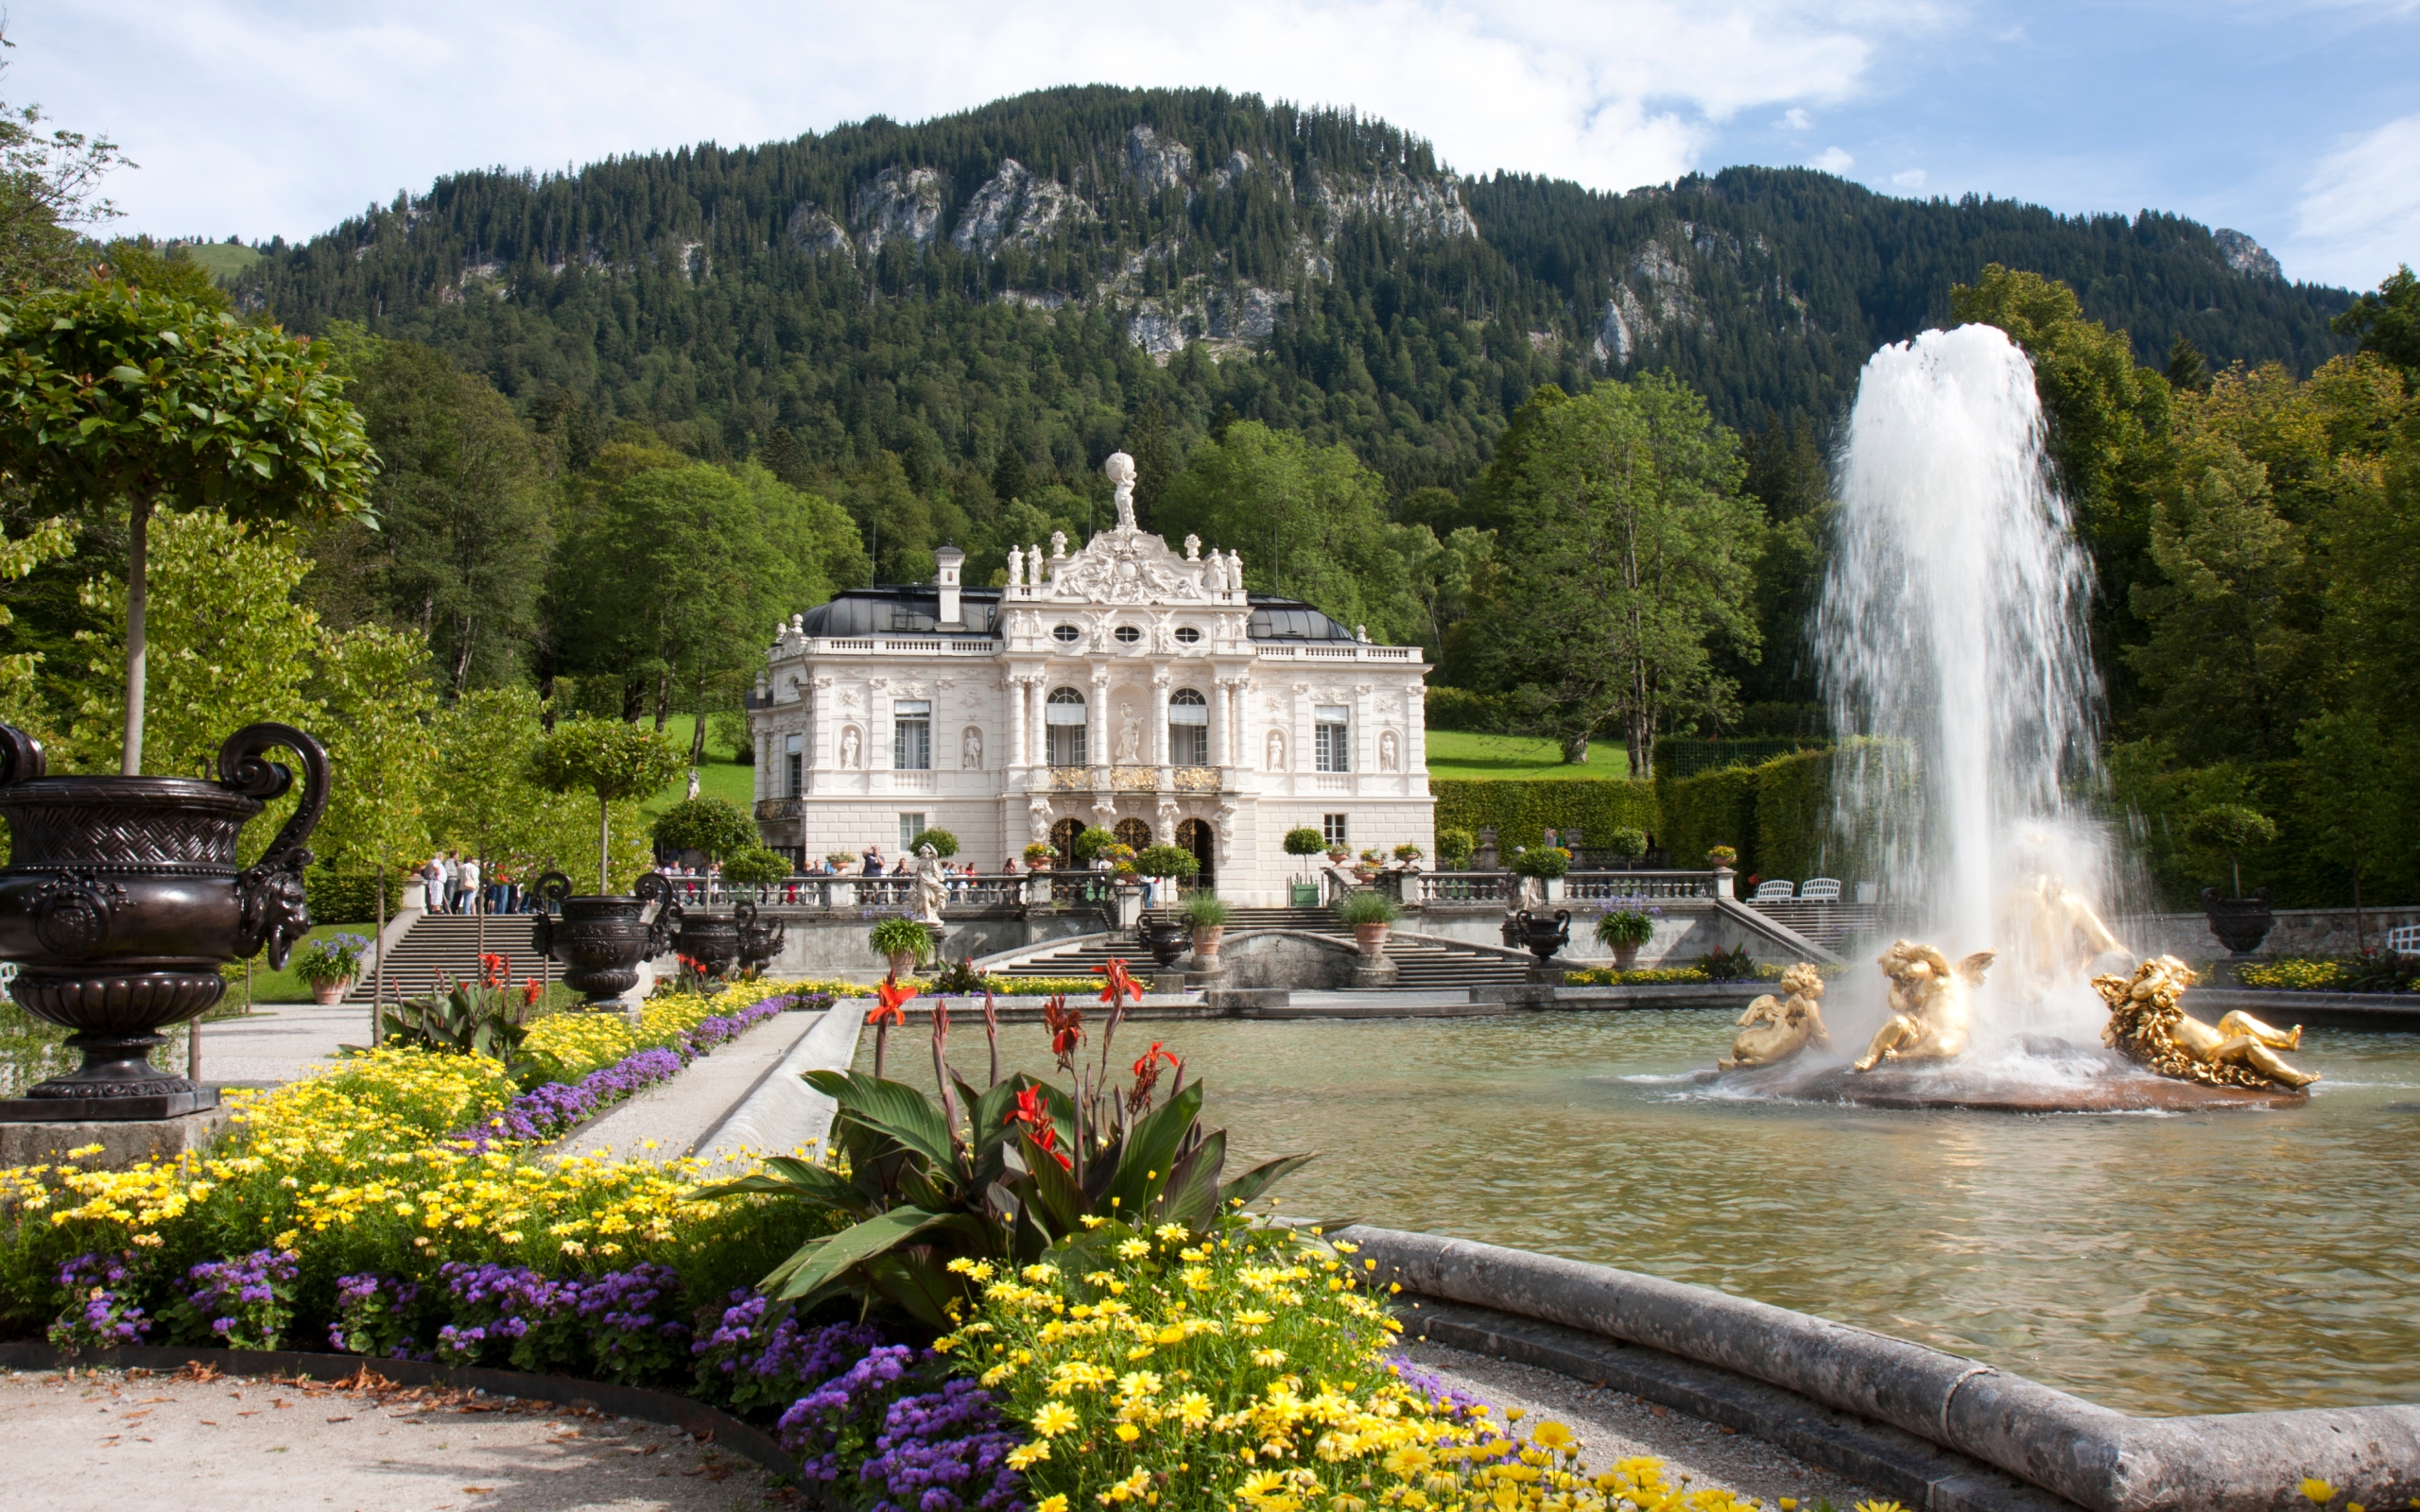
[1209,679,1230,775]
[1150,669,1171,772]
[754,730,771,801]
[1089,667,1111,775]
[1404,683,1427,776]
[1028,678,1047,767]
[1007,674,1028,773]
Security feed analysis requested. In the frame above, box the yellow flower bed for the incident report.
[520,978,825,1081]
[2237,959,2346,992]
[940,1219,1818,1512]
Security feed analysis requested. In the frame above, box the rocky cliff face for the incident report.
[2214,228,2284,282]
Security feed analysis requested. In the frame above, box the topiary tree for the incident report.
[1072,825,1118,863]
[652,796,757,863]
[1603,826,1649,863]
[908,827,959,858]
[1510,845,1571,880]
[1135,844,1200,880]
[721,846,794,885]
[2184,803,2277,899]
[527,717,687,894]
[1435,827,1476,868]
[0,281,377,773]
[1284,825,1325,877]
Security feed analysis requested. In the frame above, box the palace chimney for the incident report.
[935,545,965,627]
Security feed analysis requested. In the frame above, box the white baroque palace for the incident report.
[747,454,1433,903]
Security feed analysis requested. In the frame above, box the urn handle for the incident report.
[0,723,47,787]
[634,871,675,955]
[220,723,331,971]
[532,871,572,909]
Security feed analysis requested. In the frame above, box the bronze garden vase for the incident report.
[530,870,674,1005]
[667,898,743,981]
[735,902,785,977]
[0,722,326,1120]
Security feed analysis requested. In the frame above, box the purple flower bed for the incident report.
[455,995,791,1147]
[48,1251,150,1349]
[694,1291,885,1416]
[330,1272,425,1359]
[160,1248,298,1349]
[856,1376,1026,1512]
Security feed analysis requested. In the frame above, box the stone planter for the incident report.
[311,979,349,1006]
[2204,885,2276,956]
[1354,921,1391,956]
[0,722,326,1121]
[885,949,920,980]
[1502,909,1573,974]
[531,871,674,1006]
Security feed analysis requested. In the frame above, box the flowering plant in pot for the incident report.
[1021,841,1058,868]
[1594,909,1655,967]
[1706,845,1739,868]
[0,282,377,1116]
[1335,887,1399,955]
[292,932,372,1005]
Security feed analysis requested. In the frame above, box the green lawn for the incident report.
[1426,730,1631,781]
[638,713,756,818]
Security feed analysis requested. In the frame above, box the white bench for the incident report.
[2389,924,2420,957]
[1753,880,1795,902]
[1798,878,1843,903]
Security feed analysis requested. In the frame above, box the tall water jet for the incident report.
[1817,324,2114,1040]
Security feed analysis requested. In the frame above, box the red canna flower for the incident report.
[1040,995,1083,1066]
[1131,1040,1179,1078]
[1094,957,1143,1007]
[479,952,509,988]
[866,975,914,1028]
[522,977,543,1006]
[1006,1084,1070,1169]
[1127,1040,1183,1113]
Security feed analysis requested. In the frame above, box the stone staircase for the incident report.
[343,913,553,1002]
[993,906,1534,991]
[1742,900,1881,952]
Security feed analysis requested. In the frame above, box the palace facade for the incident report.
[745,455,1433,903]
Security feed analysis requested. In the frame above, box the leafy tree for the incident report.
[721,846,793,885]
[428,686,638,892]
[2331,266,2420,388]
[2292,709,2400,940]
[653,796,757,862]
[0,512,72,735]
[1452,374,1763,774]
[317,327,554,694]
[527,716,685,893]
[0,39,128,292]
[1125,394,1183,528]
[2166,335,2210,394]
[1155,421,1423,643]
[2183,803,2276,898]
[0,281,375,773]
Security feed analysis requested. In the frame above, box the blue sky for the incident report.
[11,1,2416,290]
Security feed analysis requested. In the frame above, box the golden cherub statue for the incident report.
[2092,955,2317,1091]
[1852,938,1996,1072]
[1996,869,2126,998]
[1720,963,1830,1071]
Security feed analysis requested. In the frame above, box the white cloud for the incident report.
[2289,112,2420,288]
[1776,107,1814,130]
[7,0,1937,240]
[1892,168,1927,189]
[1813,146,1856,173]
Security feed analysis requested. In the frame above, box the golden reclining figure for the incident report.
[1853,939,1996,1072]
[1719,963,1829,1071]
[2092,955,2317,1091]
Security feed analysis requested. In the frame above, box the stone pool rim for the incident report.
[1343,1224,2420,1512]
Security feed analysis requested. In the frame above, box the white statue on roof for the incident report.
[1105,451,1139,532]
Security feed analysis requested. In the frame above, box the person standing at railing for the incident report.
[861,844,884,876]
[459,855,482,916]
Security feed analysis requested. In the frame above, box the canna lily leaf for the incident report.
[863,1250,969,1332]
[690,1156,864,1212]
[765,1205,958,1302]
[805,1070,957,1170]
[1154,1127,1227,1228]
[1108,1079,1202,1213]
[1219,1152,1316,1213]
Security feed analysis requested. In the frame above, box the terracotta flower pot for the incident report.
[1613,943,1640,967]
[886,949,921,980]
[1355,921,1390,956]
[312,979,349,1005]
[1191,925,1224,959]
[0,722,326,1120]
[531,871,675,1007]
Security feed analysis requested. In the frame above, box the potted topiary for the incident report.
[720,848,794,975]
[908,827,960,859]
[2187,803,2280,955]
[1135,843,1201,897]
[1512,844,1572,885]
[1283,827,1326,906]
[0,281,375,1117]
[1073,826,1118,866]
[650,795,762,978]
[527,717,688,1005]
[292,932,373,1005]
[1436,827,1476,869]
[1336,887,1399,955]
[1604,827,1649,869]
[1594,910,1655,967]
[868,915,935,980]
[1180,893,1230,967]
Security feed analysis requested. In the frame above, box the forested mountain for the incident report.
[235,86,2352,501]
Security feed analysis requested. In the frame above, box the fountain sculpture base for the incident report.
[1707,1040,2308,1112]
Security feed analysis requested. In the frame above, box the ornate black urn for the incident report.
[531,870,674,1006]
[0,722,325,1121]
[666,896,743,981]
[1502,909,1572,968]
[735,902,786,977]
[2204,885,2276,956]
[1137,917,1190,971]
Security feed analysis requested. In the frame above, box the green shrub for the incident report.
[1602,825,1648,861]
[1509,845,1569,880]
[651,796,757,861]
[1334,889,1400,926]
[867,916,934,968]
[302,868,397,926]
[1424,685,1514,730]
[1594,910,1654,948]
[908,827,960,858]
[1282,826,1326,857]
[1180,894,1230,928]
[1072,825,1118,862]
[2184,803,2276,897]
[1436,827,1476,867]
[721,846,793,885]
[1656,764,1760,874]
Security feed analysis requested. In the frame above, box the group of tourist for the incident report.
[418,850,538,915]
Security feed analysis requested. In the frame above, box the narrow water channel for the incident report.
[857,1006,2420,1417]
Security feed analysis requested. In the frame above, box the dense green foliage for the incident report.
[1428,778,1658,856]
[231,87,2349,508]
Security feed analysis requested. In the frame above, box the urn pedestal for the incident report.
[531,871,673,1006]
[0,723,326,1123]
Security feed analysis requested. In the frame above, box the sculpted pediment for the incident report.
[1046,526,1208,606]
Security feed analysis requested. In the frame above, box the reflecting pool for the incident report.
[857,1008,2420,1416]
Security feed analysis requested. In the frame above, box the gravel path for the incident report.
[0,1365,791,1512]
[1402,1339,1891,1509]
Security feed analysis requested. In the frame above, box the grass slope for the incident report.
[1425,730,1630,781]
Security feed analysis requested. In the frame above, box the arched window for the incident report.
[1167,688,1209,765]
[1049,817,1084,863]
[1115,817,1152,852]
[1045,686,1087,766]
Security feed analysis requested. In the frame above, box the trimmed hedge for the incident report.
[1429,779,1658,855]
[1655,765,1761,874]
[303,868,403,926]
[1653,747,1871,884]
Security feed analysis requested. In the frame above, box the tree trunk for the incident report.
[689,713,708,765]
[653,673,670,730]
[122,499,151,775]
[621,679,647,722]
[1562,734,1590,765]
[598,794,612,896]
